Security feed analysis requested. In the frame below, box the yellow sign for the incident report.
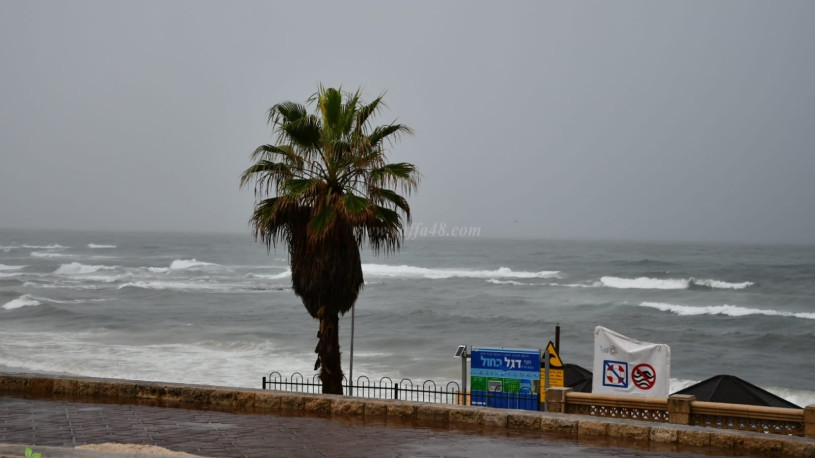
[541,341,564,390]
[546,342,563,368]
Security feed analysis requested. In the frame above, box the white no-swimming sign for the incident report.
[592,326,671,398]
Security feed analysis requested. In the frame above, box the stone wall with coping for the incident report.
[2,373,814,457]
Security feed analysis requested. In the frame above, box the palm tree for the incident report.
[240,86,418,394]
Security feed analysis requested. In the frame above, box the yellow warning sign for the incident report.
[541,341,564,390]
[546,342,563,368]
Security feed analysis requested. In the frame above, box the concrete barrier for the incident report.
[2,373,814,457]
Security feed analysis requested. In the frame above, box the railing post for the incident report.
[805,404,815,439]
[545,387,572,413]
[394,384,399,400]
[262,376,266,390]
[668,394,696,425]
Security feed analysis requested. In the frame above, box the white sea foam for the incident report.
[601,276,753,290]
[0,264,26,271]
[54,262,117,275]
[23,244,67,249]
[2,294,41,310]
[486,279,527,286]
[601,276,688,289]
[363,264,559,280]
[247,270,292,280]
[118,280,230,292]
[31,251,69,258]
[169,259,218,270]
[691,278,754,289]
[640,302,815,320]
[88,244,117,249]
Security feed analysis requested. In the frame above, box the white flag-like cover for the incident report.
[592,326,671,398]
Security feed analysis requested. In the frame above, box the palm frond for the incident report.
[369,123,413,147]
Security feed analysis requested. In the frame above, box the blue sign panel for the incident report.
[470,347,540,411]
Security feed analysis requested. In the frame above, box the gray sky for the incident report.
[1,1,813,244]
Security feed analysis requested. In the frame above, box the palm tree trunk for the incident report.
[315,308,344,394]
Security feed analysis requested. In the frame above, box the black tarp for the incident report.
[673,374,800,409]
[564,363,593,393]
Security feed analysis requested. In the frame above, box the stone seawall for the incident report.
[2,373,813,457]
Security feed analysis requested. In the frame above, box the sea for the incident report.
[1,228,813,407]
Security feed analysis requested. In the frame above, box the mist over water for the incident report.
[1,228,813,407]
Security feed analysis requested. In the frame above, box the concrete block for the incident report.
[208,388,234,407]
[52,378,77,396]
[447,406,480,424]
[115,381,137,399]
[741,435,783,456]
[782,439,815,457]
[481,410,508,427]
[278,393,305,411]
[331,399,365,416]
[578,419,608,437]
[650,426,678,443]
[28,377,54,395]
[304,396,332,415]
[805,405,815,439]
[232,391,255,409]
[416,404,449,423]
[540,415,578,438]
[135,383,162,400]
[387,403,416,419]
[507,412,541,430]
[363,400,389,417]
[254,391,282,411]
[709,431,744,449]
[0,375,27,393]
[677,429,711,447]
[608,422,650,441]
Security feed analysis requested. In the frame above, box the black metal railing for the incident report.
[262,371,541,411]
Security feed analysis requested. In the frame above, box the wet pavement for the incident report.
[0,395,747,457]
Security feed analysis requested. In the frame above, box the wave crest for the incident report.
[601,276,753,290]
[54,262,117,275]
[88,244,117,249]
[363,264,558,280]
[640,302,815,320]
[169,259,218,270]
[0,264,26,271]
[2,294,41,310]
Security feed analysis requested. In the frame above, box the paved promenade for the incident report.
[0,395,741,458]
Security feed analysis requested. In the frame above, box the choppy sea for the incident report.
[1,228,813,406]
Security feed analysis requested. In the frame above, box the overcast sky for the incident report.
[1,1,813,244]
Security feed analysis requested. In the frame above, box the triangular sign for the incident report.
[546,341,563,368]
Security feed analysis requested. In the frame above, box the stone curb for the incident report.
[2,373,814,457]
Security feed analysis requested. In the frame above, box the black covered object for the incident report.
[673,374,800,409]
[564,363,593,393]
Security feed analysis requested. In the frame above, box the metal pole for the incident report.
[349,303,355,396]
[461,347,468,405]
[543,346,549,399]
[555,323,560,355]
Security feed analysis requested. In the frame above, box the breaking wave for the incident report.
[600,276,753,290]
[88,244,117,249]
[2,294,41,310]
[0,264,26,271]
[246,270,291,280]
[169,259,218,270]
[363,264,559,280]
[639,302,815,320]
[31,251,69,258]
[54,262,118,275]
